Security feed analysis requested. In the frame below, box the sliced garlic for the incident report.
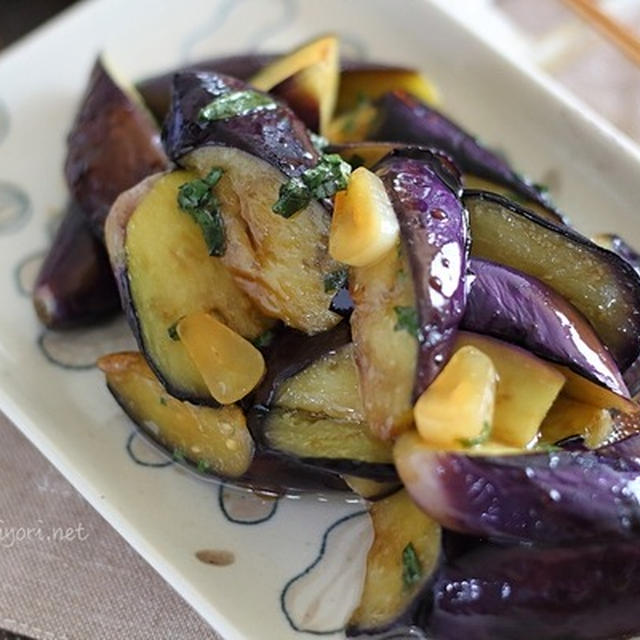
[414,345,497,449]
[329,166,399,267]
[177,312,265,404]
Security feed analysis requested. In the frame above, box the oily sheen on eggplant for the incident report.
[350,148,469,440]
[465,258,628,396]
[163,71,319,174]
[99,351,346,492]
[368,91,560,216]
[33,202,120,329]
[65,58,168,238]
[430,534,640,640]
[394,430,640,544]
[251,324,396,480]
[105,171,273,405]
[163,71,342,333]
[346,490,441,636]
[465,190,640,371]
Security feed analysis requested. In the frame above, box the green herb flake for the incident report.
[272,154,351,218]
[324,268,348,293]
[199,90,276,121]
[272,177,311,218]
[252,329,276,349]
[394,306,419,338]
[197,459,211,473]
[159,396,168,406]
[301,153,351,199]
[172,447,186,462]
[177,168,226,256]
[402,542,422,588]
[167,321,180,341]
[458,421,492,449]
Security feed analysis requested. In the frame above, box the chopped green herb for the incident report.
[199,90,276,121]
[458,421,492,449]
[402,542,422,588]
[159,397,168,406]
[394,306,419,338]
[177,168,226,256]
[324,268,348,293]
[197,459,211,473]
[172,447,186,462]
[272,154,352,218]
[272,177,311,218]
[167,321,180,341]
[301,153,351,199]
[252,329,276,349]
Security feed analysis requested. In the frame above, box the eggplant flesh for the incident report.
[182,146,342,334]
[394,430,640,545]
[464,258,628,397]
[163,71,319,177]
[350,148,468,440]
[465,190,640,371]
[346,490,441,636]
[33,202,120,329]
[262,408,395,479]
[431,534,640,640]
[258,342,395,479]
[369,91,551,209]
[105,171,273,404]
[99,352,254,478]
[65,58,168,238]
[99,351,346,492]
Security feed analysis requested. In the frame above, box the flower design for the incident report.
[0,181,31,234]
[281,510,372,635]
[218,483,280,525]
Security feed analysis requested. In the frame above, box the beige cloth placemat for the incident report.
[0,412,220,640]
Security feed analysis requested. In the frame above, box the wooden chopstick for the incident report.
[560,0,640,67]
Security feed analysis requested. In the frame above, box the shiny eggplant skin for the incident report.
[64,58,168,238]
[465,190,640,371]
[430,534,640,640]
[162,71,319,176]
[374,148,469,395]
[464,258,628,396]
[369,91,553,210]
[136,54,276,122]
[395,430,640,545]
[33,202,120,329]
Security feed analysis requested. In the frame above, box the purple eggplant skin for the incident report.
[430,535,640,640]
[33,202,120,329]
[136,54,276,122]
[464,258,629,397]
[594,234,640,396]
[395,430,640,545]
[64,58,169,238]
[465,190,640,372]
[162,71,319,177]
[596,233,640,276]
[374,147,469,396]
[369,91,555,211]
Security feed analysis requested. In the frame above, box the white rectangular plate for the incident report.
[1,1,640,638]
